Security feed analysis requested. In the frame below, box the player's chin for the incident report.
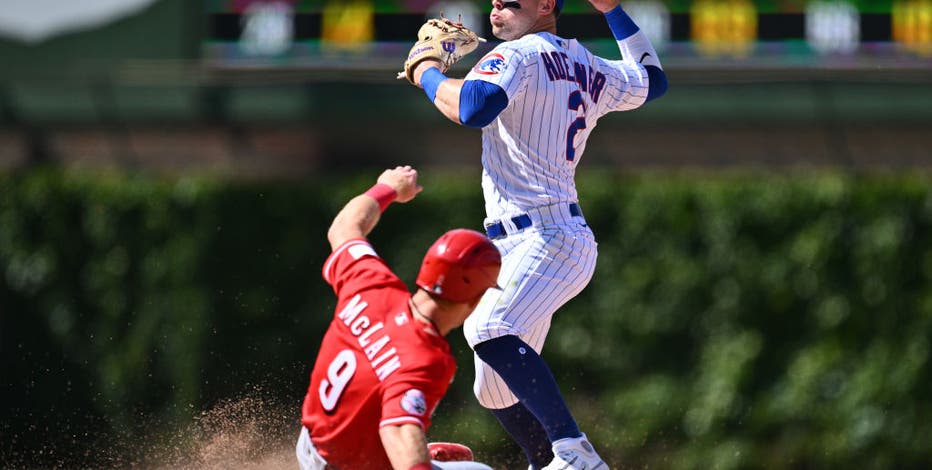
[491,25,515,41]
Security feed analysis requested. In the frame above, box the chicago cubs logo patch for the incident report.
[474,53,506,75]
[400,389,427,415]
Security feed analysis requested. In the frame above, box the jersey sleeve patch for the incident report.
[400,389,428,416]
[473,52,506,75]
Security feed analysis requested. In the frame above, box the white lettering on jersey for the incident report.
[364,335,391,360]
[376,355,402,380]
[350,316,370,335]
[358,321,384,346]
[371,347,397,368]
[319,349,356,411]
[335,293,401,381]
[338,294,367,324]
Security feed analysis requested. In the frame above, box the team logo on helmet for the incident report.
[400,389,428,415]
[474,53,506,75]
[430,274,446,295]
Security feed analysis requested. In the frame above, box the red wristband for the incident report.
[364,183,398,212]
[409,463,432,470]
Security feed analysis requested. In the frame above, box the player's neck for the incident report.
[529,15,557,36]
[409,296,444,336]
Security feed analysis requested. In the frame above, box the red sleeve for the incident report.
[323,238,406,299]
[378,351,455,431]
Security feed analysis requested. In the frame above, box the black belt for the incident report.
[485,203,583,240]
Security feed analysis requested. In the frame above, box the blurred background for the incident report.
[1,1,931,469]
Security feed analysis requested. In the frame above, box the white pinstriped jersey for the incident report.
[464,32,650,222]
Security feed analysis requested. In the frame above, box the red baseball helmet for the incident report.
[416,229,502,303]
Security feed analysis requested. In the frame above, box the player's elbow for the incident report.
[326,222,344,251]
[459,80,508,128]
[327,218,353,250]
[644,65,667,103]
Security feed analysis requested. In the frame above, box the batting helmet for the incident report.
[416,229,502,303]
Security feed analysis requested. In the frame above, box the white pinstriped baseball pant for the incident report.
[464,203,597,409]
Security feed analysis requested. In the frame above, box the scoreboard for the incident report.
[203,0,932,68]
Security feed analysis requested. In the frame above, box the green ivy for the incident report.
[2,169,930,468]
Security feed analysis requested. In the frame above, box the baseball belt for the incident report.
[485,203,583,240]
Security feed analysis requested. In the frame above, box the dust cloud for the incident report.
[137,393,301,470]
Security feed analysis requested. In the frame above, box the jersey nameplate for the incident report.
[540,51,607,104]
[337,294,402,381]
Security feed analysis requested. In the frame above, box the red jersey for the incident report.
[301,238,457,470]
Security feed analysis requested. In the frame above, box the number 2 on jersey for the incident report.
[565,90,587,161]
[319,349,357,411]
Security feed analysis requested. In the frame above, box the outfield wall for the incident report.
[1,0,930,172]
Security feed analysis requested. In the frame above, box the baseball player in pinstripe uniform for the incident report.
[406,1,667,468]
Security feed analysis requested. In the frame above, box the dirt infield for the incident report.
[0,391,300,470]
[143,394,299,470]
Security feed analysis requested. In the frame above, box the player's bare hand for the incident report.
[377,165,423,203]
[587,0,618,13]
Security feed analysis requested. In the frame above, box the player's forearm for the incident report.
[603,5,668,102]
[327,167,420,250]
[327,195,382,250]
[418,66,463,124]
[604,5,662,69]
[379,423,432,470]
[417,63,507,128]
[433,77,464,124]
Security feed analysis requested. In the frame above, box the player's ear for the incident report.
[539,0,555,15]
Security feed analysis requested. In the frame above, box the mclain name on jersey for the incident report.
[336,294,402,381]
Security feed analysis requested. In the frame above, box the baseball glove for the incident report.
[398,16,485,85]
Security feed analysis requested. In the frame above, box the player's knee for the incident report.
[472,368,518,408]
[473,389,518,409]
[474,334,528,362]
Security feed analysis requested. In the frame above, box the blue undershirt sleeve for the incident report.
[458,80,508,128]
[645,65,668,102]
[420,67,447,102]
[604,5,640,40]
